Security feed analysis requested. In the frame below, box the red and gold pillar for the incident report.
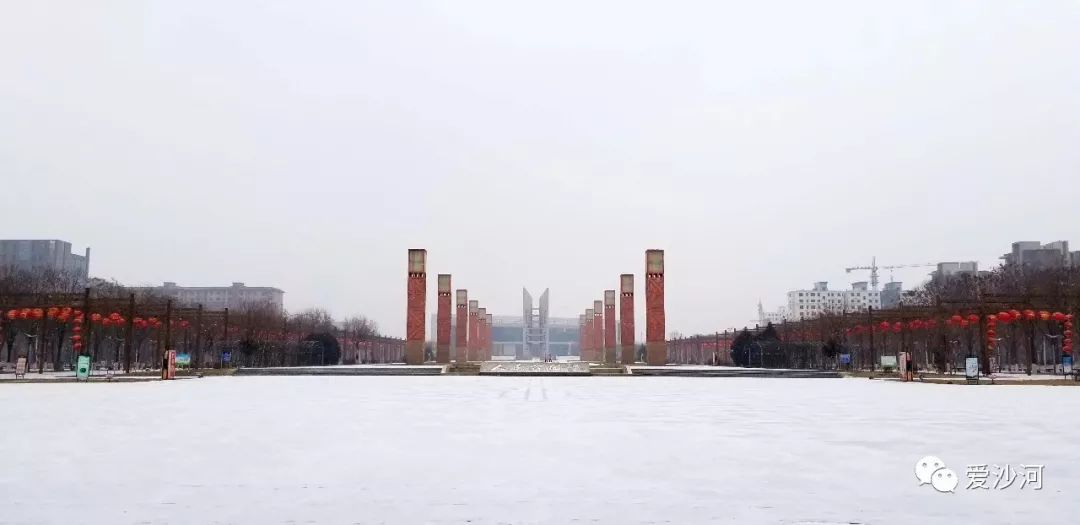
[584,308,594,361]
[455,290,468,363]
[620,274,635,364]
[579,314,586,360]
[468,300,479,362]
[436,274,452,364]
[406,249,427,365]
[477,308,487,362]
[604,290,617,364]
[485,313,494,360]
[596,302,604,362]
[646,249,666,365]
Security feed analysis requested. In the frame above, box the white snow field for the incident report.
[1,376,1077,524]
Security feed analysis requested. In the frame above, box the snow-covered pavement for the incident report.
[1,377,1076,524]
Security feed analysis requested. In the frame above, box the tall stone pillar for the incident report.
[455,290,468,363]
[620,274,635,364]
[584,309,594,361]
[436,275,452,364]
[468,300,479,362]
[477,307,487,362]
[592,300,603,363]
[578,314,586,360]
[604,290,617,364]
[645,249,666,365]
[406,249,427,365]
[485,313,494,360]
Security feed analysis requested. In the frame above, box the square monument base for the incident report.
[405,341,425,365]
[646,342,667,366]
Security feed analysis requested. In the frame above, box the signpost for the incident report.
[14,357,27,379]
[222,351,232,365]
[162,350,177,380]
[76,355,90,380]
[898,351,912,382]
[839,353,851,368]
[1063,355,1073,376]
[880,355,897,372]
[965,357,980,383]
[176,353,191,367]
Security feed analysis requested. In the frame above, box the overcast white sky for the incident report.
[3,1,1079,338]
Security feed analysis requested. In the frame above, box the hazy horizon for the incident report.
[3,1,1079,338]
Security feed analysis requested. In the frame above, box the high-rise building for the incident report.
[786,281,882,320]
[0,239,89,283]
[930,261,979,281]
[130,281,284,312]
[1001,241,1071,269]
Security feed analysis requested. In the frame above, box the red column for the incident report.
[477,307,487,362]
[468,300,479,362]
[646,249,666,365]
[604,290,616,364]
[406,249,427,365]
[455,290,468,363]
[436,274,452,364]
[485,313,494,360]
[620,274,635,364]
[579,314,586,360]
[587,306,596,360]
[593,300,603,363]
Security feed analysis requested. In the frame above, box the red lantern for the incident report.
[101,318,112,327]
[31,308,44,320]
[71,334,82,341]
[72,325,82,333]
[967,314,979,324]
[1039,311,1051,321]
[90,313,102,323]
[109,312,121,321]
[5,309,15,320]
[927,319,938,329]
[960,320,969,328]
[987,314,997,323]
[986,329,996,338]
[997,311,1011,323]
[1024,310,1036,321]
[1052,312,1066,322]
[73,316,83,325]
[1067,314,1075,322]
[180,320,190,329]
[892,322,901,333]
[1066,330,1074,339]
[47,307,58,319]
[950,314,963,324]
[73,342,83,350]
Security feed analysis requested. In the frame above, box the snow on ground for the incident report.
[1,377,1077,524]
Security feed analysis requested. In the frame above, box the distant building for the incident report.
[880,282,903,309]
[429,313,582,358]
[0,239,89,283]
[131,282,284,312]
[1001,241,1071,270]
[786,281,881,321]
[756,301,788,326]
[930,261,979,281]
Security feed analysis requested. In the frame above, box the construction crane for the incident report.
[845,256,936,291]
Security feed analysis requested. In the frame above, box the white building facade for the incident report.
[134,282,284,312]
[786,281,881,321]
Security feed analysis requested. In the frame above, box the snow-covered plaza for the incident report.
[2,376,1076,524]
